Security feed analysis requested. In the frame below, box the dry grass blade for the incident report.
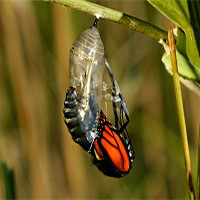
[0,2,50,198]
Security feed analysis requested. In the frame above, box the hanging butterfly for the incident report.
[63,18,135,177]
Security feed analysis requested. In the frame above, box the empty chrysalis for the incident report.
[69,18,105,133]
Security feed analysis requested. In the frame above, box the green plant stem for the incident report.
[1,163,16,199]
[168,27,195,200]
[50,0,167,41]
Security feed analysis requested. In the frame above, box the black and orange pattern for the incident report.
[64,87,135,177]
[92,110,134,177]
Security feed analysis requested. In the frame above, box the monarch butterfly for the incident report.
[63,18,135,177]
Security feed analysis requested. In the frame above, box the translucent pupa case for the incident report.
[69,25,130,142]
[69,27,105,133]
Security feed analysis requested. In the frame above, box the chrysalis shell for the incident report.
[69,26,105,132]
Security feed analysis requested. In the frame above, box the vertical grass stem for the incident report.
[168,27,195,200]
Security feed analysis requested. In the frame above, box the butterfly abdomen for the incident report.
[63,87,91,151]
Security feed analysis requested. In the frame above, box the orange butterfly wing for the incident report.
[93,111,131,173]
[102,125,130,172]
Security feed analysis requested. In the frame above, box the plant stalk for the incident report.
[1,163,16,199]
[50,0,168,41]
[168,26,195,200]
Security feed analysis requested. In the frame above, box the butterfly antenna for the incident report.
[93,18,98,28]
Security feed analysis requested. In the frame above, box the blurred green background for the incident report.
[0,1,199,199]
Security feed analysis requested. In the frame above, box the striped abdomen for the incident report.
[63,87,91,151]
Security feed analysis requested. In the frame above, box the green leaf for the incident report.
[1,162,16,199]
[160,36,200,96]
[147,0,200,68]
[162,48,200,81]
[187,0,200,55]
[160,37,200,95]
[176,28,186,57]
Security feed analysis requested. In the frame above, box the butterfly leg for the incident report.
[118,118,130,133]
